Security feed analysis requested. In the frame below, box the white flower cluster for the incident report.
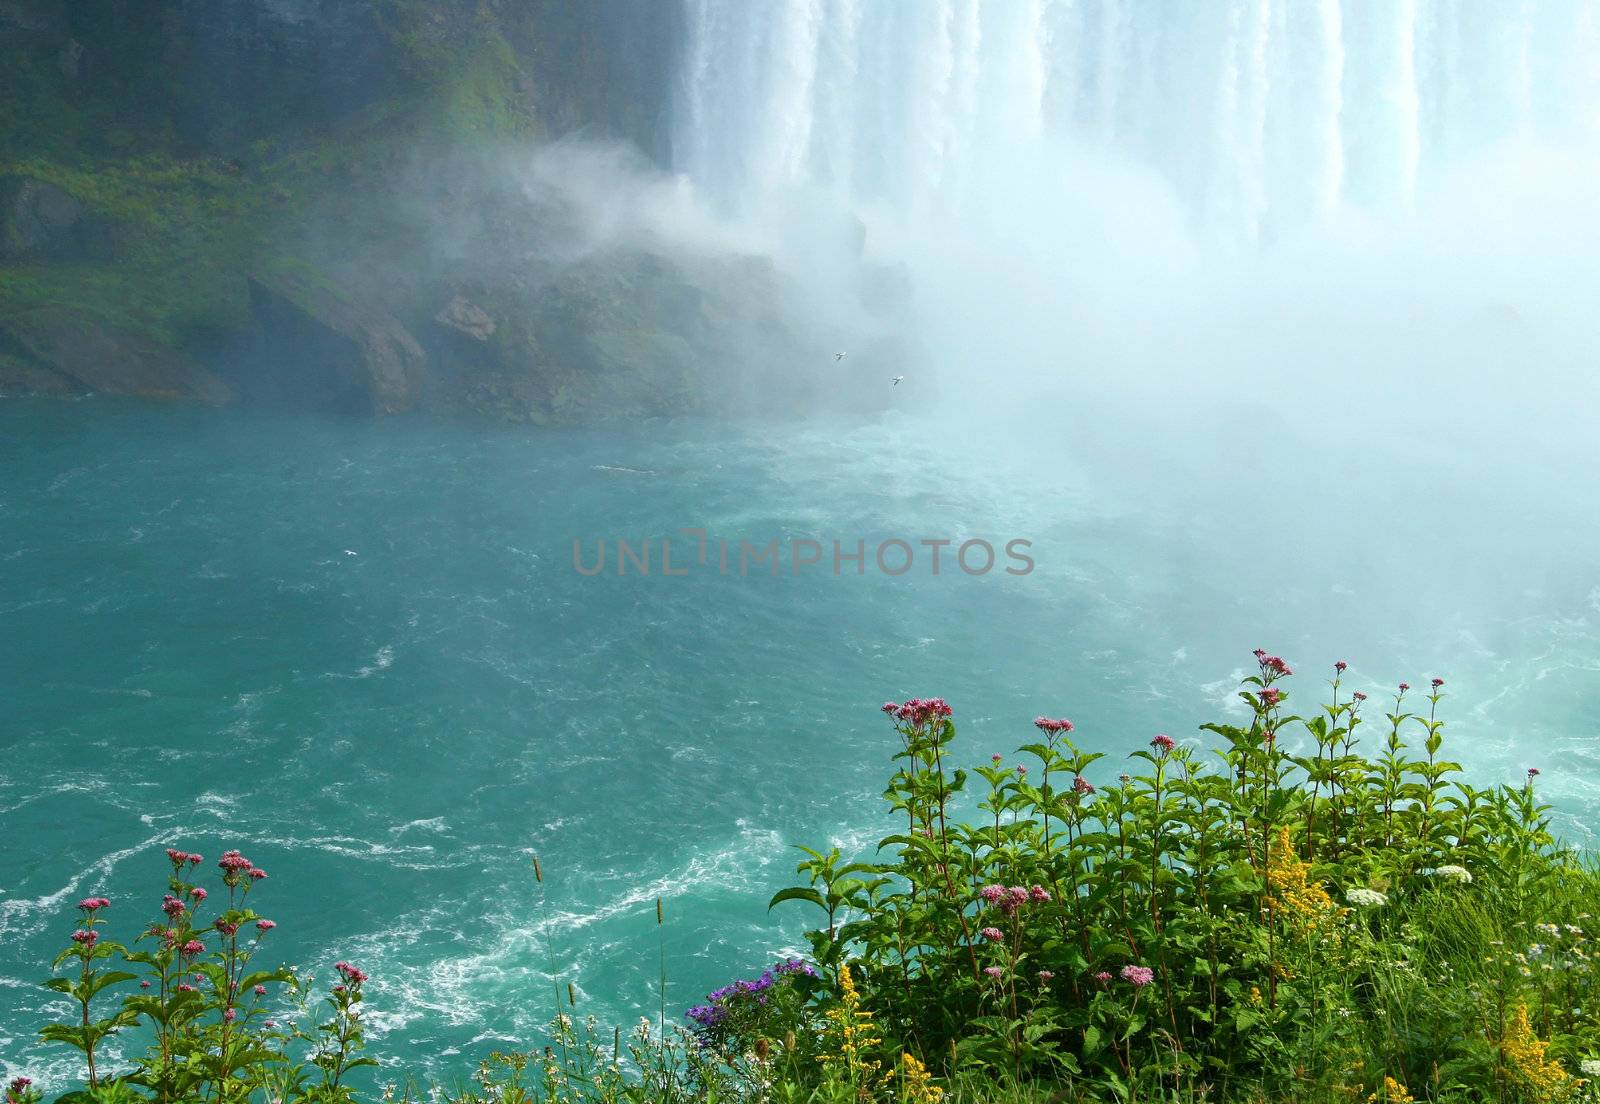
[1345,887,1389,908]
[1431,864,1473,884]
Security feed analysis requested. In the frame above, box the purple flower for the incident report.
[1120,964,1154,987]
[1092,970,1112,984]
[980,927,1004,942]
[983,966,1004,980]
[1033,716,1074,734]
[1029,885,1051,902]
[979,884,1006,904]
[181,940,205,958]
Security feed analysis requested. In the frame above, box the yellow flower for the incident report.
[898,1052,943,1104]
[820,965,882,1088]
[1501,1003,1571,1103]
[1263,826,1343,934]
[1365,1075,1414,1103]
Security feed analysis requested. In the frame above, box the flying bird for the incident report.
[891,375,905,387]
[344,550,358,556]
[834,351,846,361]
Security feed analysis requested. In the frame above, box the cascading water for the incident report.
[675,0,1600,243]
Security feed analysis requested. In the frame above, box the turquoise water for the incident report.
[2,400,1597,1085]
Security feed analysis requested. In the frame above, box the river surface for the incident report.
[2,399,1597,1084]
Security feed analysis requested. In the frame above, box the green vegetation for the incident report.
[12,655,1600,1103]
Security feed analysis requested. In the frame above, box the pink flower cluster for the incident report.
[980,926,1004,941]
[1252,649,1292,677]
[1073,776,1095,795]
[256,919,277,932]
[1120,964,1155,987]
[77,897,110,913]
[218,850,268,886]
[334,961,369,986]
[881,697,954,725]
[71,929,98,947]
[1259,687,1283,707]
[1033,716,1074,734]
[162,894,187,919]
[166,849,203,869]
[1150,734,1175,754]
[979,884,1051,917]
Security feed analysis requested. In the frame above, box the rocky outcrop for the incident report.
[247,271,426,415]
[434,295,495,341]
[0,313,233,402]
[0,176,112,262]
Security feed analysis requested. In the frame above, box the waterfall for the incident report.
[671,0,1600,242]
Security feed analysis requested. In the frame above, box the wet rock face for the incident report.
[0,313,234,403]
[246,272,426,415]
[434,296,496,342]
[0,176,112,262]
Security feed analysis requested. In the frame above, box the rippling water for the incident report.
[2,400,1597,1085]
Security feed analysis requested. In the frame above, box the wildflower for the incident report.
[983,966,1004,979]
[775,958,816,977]
[1433,865,1473,884]
[187,853,202,866]
[880,702,897,715]
[1033,716,1073,734]
[140,980,150,988]
[70,929,98,947]
[1016,765,1027,776]
[1398,682,1410,692]
[1353,691,1368,702]
[1432,677,1444,688]
[181,940,204,957]
[1346,887,1389,908]
[991,754,1002,764]
[256,919,276,932]
[1335,660,1348,672]
[76,897,110,912]
[1120,965,1154,987]
[1001,886,1030,915]
[335,961,369,985]
[177,983,196,992]
[979,885,1005,904]
[819,965,881,1084]
[1502,1002,1569,1100]
[1264,826,1340,933]
[1366,1076,1414,1103]
[215,922,239,937]
[1528,768,1541,778]
[898,1051,944,1104]
[165,848,187,866]
[247,868,267,880]
[254,984,267,996]
[189,887,207,902]
[1037,970,1054,981]
[1119,773,1131,784]
[1029,885,1051,902]
[223,1008,236,1022]
[1260,688,1283,707]
[1073,775,1094,794]
[1092,971,1112,983]
[980,927,1004,942]
[1150,734,1175,753]
[162,895,186,918]
[1581,1059,1600,1077]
